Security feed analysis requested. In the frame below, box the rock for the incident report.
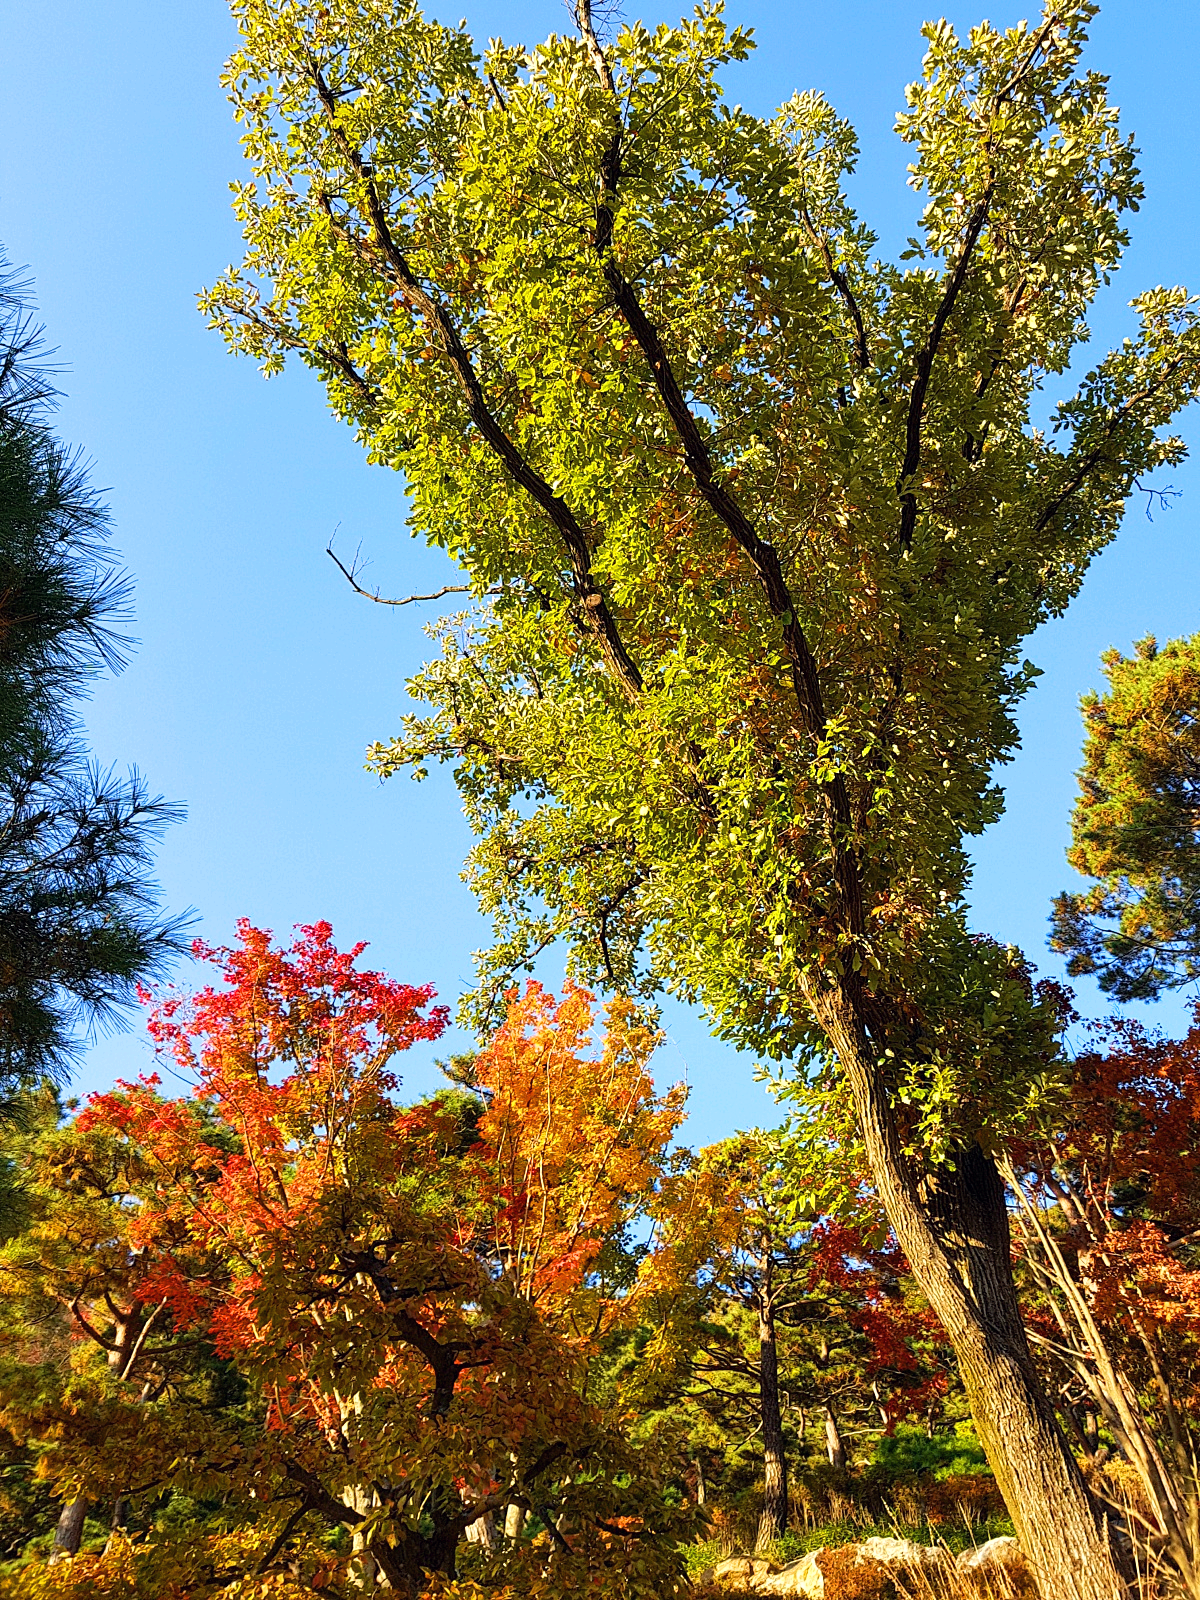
[705,1554,779,1589]
[861,1536,950,1570]
[957,1536,1022,1573]
[700,1539,979,1599]
[957,1536,1035,1594]
[759,1539,955,1600]
[759,1551,826,1597]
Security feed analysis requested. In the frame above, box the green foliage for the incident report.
[1052,631,1200,999]
[0,253,184,1096]
[871,1422,990,1484]
[203,0,1200,1161]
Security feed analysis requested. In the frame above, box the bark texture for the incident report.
[756,1299,789,1549]
[51,1497,86,1560]
[823,1404,847,1472]
[813,982,1130,1600]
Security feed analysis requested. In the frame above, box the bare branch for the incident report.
[575,1,617,94]
[326,544,483,607]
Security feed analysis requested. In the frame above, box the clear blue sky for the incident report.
[1,0,1197,1143]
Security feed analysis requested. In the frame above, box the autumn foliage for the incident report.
[1,925,694,1598]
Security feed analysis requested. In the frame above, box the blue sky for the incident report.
[1,0,1197,1144]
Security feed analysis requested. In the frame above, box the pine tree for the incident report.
[0,254,184,1099]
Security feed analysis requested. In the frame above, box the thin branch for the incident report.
[254,1499,310,1577]
[326,544,483,607]
[536,1503,574,1554]
[796,200,869,371]
[1034,365,1187,533]
[119,1299,166,1381]
[68,1295,117,1354]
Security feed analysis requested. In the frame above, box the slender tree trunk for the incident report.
[813,982,1130,1600]
[51,1498,86,1560]
[755,1298,788,1550]
[822,1404,847,1471]
[103,1496,127,1555]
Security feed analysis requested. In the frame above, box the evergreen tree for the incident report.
[0,254,184,1099]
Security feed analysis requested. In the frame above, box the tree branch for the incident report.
[582,61,863,935]
[575,2,617,94]
[897,16,1071,544]
[254,1498,310,1577]
[326,543,486,607]
[796,201,869,371]
[897,185,995,551]
[1034,366,1187,534]
[307,61,643,701]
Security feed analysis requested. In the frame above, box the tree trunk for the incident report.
[103,1496,127,1555]
[345,1484,382,1594]
[822,1403,847,1471]
[755,1298,788,1550]
[465,1508,500,1554]
[813,982,1130,1600]
[51,1498,86,1560]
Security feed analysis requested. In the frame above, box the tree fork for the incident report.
[306,60,645,703]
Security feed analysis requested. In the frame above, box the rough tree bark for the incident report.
[756,1293,789,1549]
[813,983,1130,1600]
[822,1405,847,1472]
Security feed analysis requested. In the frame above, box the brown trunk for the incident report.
[822,1403,847,1471]
[812,982,1129,1600]
[755,1298,788,1549]
[103,1496,127,1555]
[51,1498,86,1560]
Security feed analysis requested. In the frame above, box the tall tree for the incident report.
[202,4,1200,1593]
[0,255,183,1096]
[1052,632,1200,1000]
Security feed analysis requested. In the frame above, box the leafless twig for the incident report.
[326,542,489,607]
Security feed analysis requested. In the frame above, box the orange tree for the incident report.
[2,926,693,1599]
[201,2,1200,1592]
[0,1082,235,1563]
